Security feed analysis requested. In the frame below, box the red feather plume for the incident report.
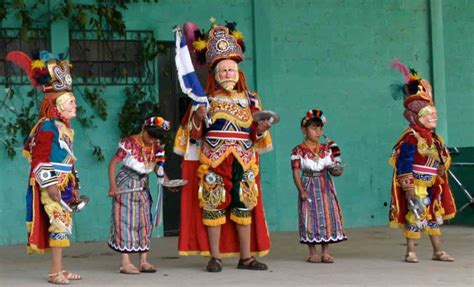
[391,58,410,83]
[6,51,40,88]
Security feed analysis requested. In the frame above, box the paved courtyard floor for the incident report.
[0,226,472,286]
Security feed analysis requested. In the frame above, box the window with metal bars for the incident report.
[0,29,50,85]
[70,30,156,86]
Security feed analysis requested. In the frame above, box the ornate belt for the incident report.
[302,170,323,177]
[52,162,73,173]
[121,165,148,179]
[413,164,437,176]
[206,130,250,140]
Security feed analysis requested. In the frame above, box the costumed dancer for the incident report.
[108,116,172,274]
[7,50,83,284]
[389,60,456,263]
[291,109,347,264]
[173,18,273,272]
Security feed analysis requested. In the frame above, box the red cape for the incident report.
[178,158,271,257]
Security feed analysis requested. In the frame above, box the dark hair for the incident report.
[144,126,165,140]
[301,116,324,128]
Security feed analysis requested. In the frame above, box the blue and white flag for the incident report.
[174,27,210,124]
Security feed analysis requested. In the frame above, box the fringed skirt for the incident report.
[108,166,153,253]
[299,170,347,244]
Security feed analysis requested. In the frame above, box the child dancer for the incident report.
[7,50,83,285]
[291,109,347,263]
[108,116,170,274]
[389,61,456,263]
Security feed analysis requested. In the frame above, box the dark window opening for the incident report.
[70,30,156,86]
[0,29,50,85]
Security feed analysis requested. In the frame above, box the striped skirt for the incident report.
[299,170,347,244]
[108,166,153,253]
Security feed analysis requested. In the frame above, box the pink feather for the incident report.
[183,22,199,45]
[391,58,410,83]
[6,51,39,88]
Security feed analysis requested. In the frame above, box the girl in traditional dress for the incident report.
[291,109,347,263]
[108,116,170,274]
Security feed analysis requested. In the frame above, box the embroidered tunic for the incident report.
[173,91,273,256]
[199,92,259,169]
[389,128,456,238]
[25,117,79,253]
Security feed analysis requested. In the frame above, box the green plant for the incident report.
[118,84,160,138]
[0,0,163,161]
[0,87,41,159]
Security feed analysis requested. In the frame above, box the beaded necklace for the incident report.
[135,133,155,169]
[303,140,320,161]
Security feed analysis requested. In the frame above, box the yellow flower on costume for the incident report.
[193,39,207,51]
[31,60,45,69]
[232,31,244,41]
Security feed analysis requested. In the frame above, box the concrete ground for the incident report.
[0,226,472,286]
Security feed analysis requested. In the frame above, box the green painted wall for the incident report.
[442,0,474,147]
[0,0,473,246]
[257,0,434,231]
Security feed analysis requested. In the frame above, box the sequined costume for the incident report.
[389,60,456,239]
[389,127,456,238]
[25,117,79,253]
[173,20,273,257]
[6,50,81,254]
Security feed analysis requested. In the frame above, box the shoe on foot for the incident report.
[405,252,419,263]
[432,251,454,262]
[206,257,222,272]
[119,263,140,274]
[62,270,81,280]
[237,256,268,270]
[139,262,157,273]
[48,272,70,285]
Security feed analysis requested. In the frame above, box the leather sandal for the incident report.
[321,254,334,263]
[206,257,222,272]
[139,262,157,273]
[405,252,419,263]
[237,256,268,270]
[62,270,82,280]
[48,272,70,285]
[432,251,454,262]
[119,263,140,275]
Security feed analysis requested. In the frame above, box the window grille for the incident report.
[0,29,50,85]
[70,30,156,86]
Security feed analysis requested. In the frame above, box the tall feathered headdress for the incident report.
[184,17,246,69]
[6,50,72,94]
[391,59,435,125]
[390,59,433,107]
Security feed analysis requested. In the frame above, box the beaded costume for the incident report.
[389,61,456,239]
[7,50,80,253]
[174,20,272,257]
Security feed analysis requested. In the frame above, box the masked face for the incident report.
[215,59,239,91]
[56,93,77,120]
[418,106,437,130]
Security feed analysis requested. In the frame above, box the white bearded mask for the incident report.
[214,59,239,91]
